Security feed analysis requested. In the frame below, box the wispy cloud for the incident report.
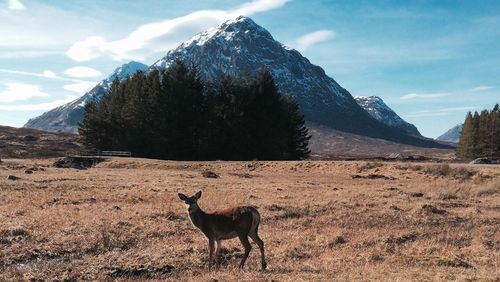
[404,112,449,118]
[8,0,25,10]
[404,106,477,118]
[295,30,335,52]
[0,68,82,82]
[0,96,79,111]
[63,81,97,94]
[471,86,494,92]
[64,66,102,78]
[0,83,49,103]
[400,93,450,100]
[66,0,290,62]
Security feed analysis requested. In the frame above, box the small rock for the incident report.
[268,204,283,211]
[389,205,401,211]
[24,170,34,174]
[202,170,219,178]
[409,192,424,197]
[23,135,38,141]
[334,236,347,244]
[421,204,446,215]
[7,175,20,180]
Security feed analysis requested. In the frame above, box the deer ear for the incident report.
[194,191,202,199]
[178,193,188,201]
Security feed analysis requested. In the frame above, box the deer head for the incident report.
[178,191,202,212]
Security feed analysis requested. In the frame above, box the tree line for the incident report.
[457,104,500,159]
[79,62,310,160]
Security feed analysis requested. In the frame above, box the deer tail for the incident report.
[249,207,261,232]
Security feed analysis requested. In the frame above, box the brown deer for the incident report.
[178,191,267,271]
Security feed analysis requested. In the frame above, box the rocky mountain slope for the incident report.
[354,96,421,136]
[151,16,447,147]
[25,16,448,148]
[436,124,462,143]
[24,61,148,133]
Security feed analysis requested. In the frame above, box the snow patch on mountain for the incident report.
[354,96,421,137]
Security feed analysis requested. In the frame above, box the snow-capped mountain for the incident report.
[24,16,448,148]
[436,124,462,143]
[354,96,421,136]
[150,16,446,147]
[24,61,148,133]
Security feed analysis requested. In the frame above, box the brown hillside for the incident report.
[308,123,456,160]
[0,126,81,159]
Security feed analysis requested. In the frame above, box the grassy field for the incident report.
[0,158,499,281]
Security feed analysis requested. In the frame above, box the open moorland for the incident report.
[0,158,499,281]
[0,126,81,159]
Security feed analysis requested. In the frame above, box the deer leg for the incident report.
[249,229,267,270]
[208,239,215,271]
[215,240,221,268]
[238,234,252,269]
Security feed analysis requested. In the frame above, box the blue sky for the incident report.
[0,0,499,138]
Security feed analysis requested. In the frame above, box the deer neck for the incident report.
[188,203,206,230]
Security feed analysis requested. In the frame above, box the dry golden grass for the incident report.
[0,158,499,281]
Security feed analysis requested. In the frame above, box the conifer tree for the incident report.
[457,112,474,159]
[79,62,311,161]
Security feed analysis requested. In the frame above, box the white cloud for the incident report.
[64,66,102,78]
[63,81,97,94]
[234,0,290,15]
[0,68,81,82]
[404,106,477,118]
[66,0,290,62]
[295,30,335,52]
[0,96,79,111]
[0,83,49,103]
[42,70,57,78]
[8,0,25,10]
[400,93,450,100]
[471,86,494,92]
[404,112,449,118]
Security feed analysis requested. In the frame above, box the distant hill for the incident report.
[436,124,462,143]
[0,126,80,158]
[308,123,455,160]
[354,96,421,136]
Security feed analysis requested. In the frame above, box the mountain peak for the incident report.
[220,15,260,30]
[111,61,148,80]
[436,124,462,143]
[354,95,422,137]
[169,16,273,53]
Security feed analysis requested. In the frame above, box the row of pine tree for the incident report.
[79,62,311,160]
[457,104,500,159]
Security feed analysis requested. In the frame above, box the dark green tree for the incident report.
[79,62,311,161]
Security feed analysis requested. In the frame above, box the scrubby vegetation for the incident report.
[0,159,499,281]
